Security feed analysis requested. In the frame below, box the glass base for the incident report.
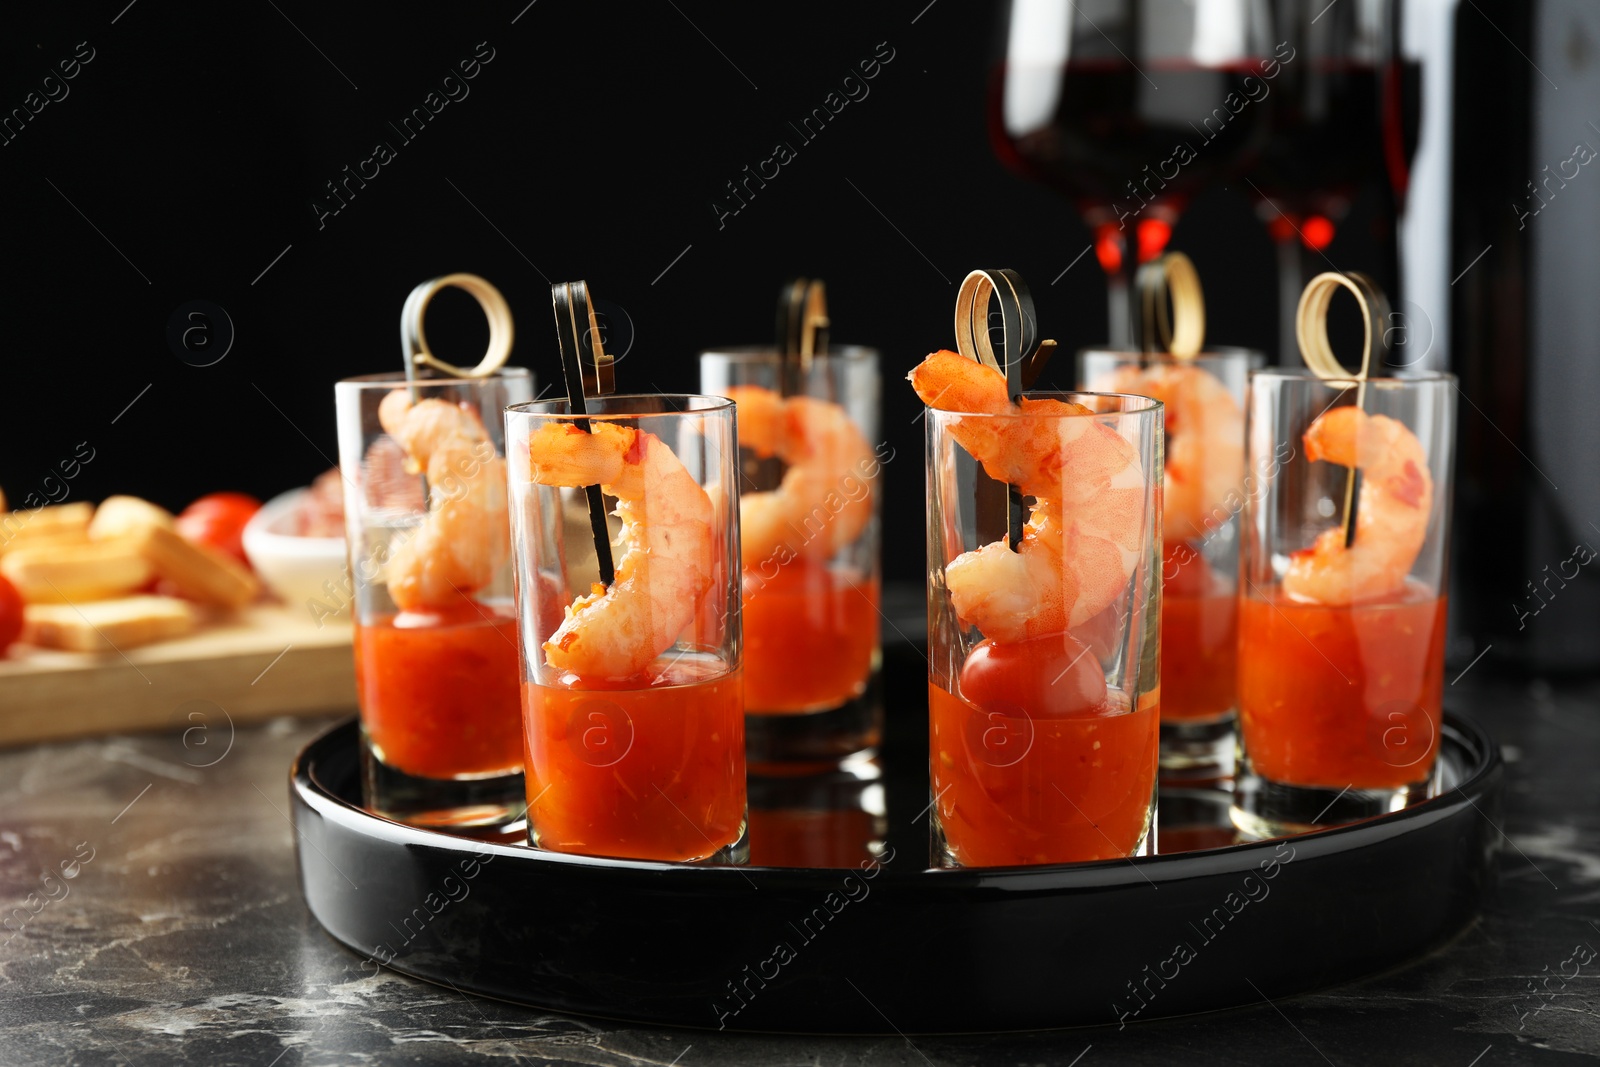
[933,809,1154,869]
[1159,711,1236,784]
[745,670,882,769]
[1229,757,1435,841]
[360,734,525,830]
[528,811,751,866]
[700,817,751,866]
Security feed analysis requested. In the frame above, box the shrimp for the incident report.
[724,386,874,569]
[1100,364,1243,544]
[910,350,1147,643]
[1282,406,1433,605]
[377,390,509,613]
[526,421,715,681]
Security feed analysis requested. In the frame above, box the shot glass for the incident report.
[1079,347,1261,779]
[1233,370,1456,838]
[507,395,747,864]
[926,392,1162,867]
[334,368,534,828]
[700,347,884,765]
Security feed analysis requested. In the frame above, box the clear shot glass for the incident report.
[334,368,534,828]
[700,347,884,765]
[1232,370,1456,838]
[1079,347,1262,779]
[506,395,747,863]
[925,392,1162,867]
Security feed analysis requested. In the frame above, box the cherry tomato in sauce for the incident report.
[958,631,1107,718]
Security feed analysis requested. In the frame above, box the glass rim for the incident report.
[1078,345,1264,364]
[698,344,878,363]
[508,393,735,419]
[335,366,534,388]
[925,390,1163,419]
[1248,367,1457,387]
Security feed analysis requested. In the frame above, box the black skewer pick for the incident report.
[551,280,617,587]
[954,269,1055,552]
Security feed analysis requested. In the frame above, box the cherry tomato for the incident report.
[176,492,262,566]
[959,632,1107,719]
[0,574,24,655]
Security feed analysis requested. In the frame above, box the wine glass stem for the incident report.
[1108,268,1133,349]
[1276,235,1306,364]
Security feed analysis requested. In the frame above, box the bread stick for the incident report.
[132,524,259,609]
[23,595,198,652]
[0,538,153,603]
[0,502,94,554]
[88,496,175,541]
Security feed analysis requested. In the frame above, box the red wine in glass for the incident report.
[1246,0,1417,361]
[989,0,1271,345]
[993,59,1268,217]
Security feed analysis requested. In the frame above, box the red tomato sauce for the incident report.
[1237,584,1447,789]
[741,558,879,713]
[929,632,1158,867]
[356,606,523,779]
[1161,545,1238,722]
[523,655,746,862]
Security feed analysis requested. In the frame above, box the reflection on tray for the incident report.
[1156,787,1242,854]
[340,635,1465,867]
[748,754,887,868]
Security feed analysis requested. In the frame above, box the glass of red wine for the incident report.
[1246,1,1405,362]
[991,0,1272,346]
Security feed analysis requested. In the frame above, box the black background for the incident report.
[0,1,1396,586]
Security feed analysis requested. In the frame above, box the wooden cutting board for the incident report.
[0,604,355,748]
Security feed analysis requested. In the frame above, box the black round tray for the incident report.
[288,645,1503,1034]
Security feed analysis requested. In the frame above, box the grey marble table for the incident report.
[2,661,1598,1066]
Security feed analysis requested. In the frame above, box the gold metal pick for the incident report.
[1295,271,1391,548]
[1135,251,1206,360]
[400,273,515,382]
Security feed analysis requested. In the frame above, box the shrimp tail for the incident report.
[912,350,1146,643]
[1282,407,1434,605]
[527,423,717,681]
[377,390,509,612]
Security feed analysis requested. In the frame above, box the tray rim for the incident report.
[290,708,1501,886]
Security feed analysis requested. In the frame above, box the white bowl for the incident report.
[242,488,351,619]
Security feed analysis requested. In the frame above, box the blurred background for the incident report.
[1,0,1595,673]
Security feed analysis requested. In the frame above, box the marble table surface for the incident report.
[2,640,1598,1066]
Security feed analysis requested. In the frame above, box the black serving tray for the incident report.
[289,643,1503,1034]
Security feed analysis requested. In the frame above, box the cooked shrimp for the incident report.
[724,386,873,568]
[527,421,715,681]
[910,350,1146,643]
[1100,363,1243,544]
[377,390,509,612]
[1282,406,1433,605]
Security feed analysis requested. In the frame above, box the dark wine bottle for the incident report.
[1447,0,1600,674]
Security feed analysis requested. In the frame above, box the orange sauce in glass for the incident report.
[523,655,746,862]
[355,605,523,779]
[929,635,1158,867]
[1161,542,1238,722]
[741,558,878,713]
[1237,583,1447,789]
